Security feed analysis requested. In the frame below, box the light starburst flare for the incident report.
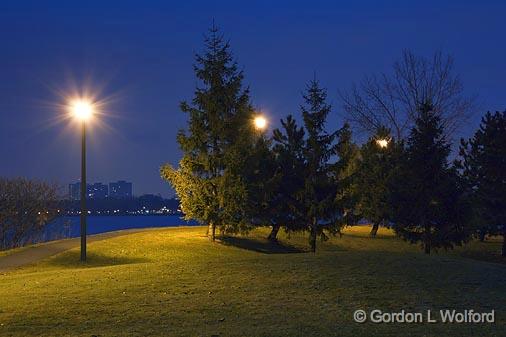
[69,99,95,121]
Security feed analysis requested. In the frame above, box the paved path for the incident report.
[0,228,150,272]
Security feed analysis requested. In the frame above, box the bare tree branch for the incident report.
[340,50,475,140]
[0,177,59,250]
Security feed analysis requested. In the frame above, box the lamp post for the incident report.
[70,99,94,262]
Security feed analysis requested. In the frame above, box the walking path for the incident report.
[0,228,150,272]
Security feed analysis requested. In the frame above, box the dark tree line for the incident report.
[457,111,506,256]
[0,177,59,250]
[162,26,506,256]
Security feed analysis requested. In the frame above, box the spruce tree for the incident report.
[269,115,307,241]
[300,79,341,252]
[161,25,255,241]
[390,102,468,254]
[333,123,361,231]
[242,134,279,235]
[355,127,401,237]
[459,111,506,256]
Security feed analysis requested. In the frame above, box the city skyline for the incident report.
[69,180,133,200]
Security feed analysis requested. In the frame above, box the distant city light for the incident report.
[254,115,267,130]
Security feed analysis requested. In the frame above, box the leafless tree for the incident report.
[0,177,59,250]
[340,50,475,140]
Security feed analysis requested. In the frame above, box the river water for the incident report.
[42,215,199,242]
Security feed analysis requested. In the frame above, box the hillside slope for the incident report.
[0,226,504,337]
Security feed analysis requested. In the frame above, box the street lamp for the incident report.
[69,99,94,262]
[254,115,267,130]
[376,138,389,148]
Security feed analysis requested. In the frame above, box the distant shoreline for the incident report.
[40,214,198,244]
[61,213,183,217]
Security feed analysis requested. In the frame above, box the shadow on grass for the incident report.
[459,250,506,265]
[342,232,397,240]
[219,236,306,254]
[45,250,150,269]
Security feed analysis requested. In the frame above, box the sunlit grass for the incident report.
[0,226,504,336]
[0,243,43,258]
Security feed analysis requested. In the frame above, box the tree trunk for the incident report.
[423,219,431,255]
[370,221,380,237]
[267,224,281,242]
[309,230,316,253]
[309,221,317,253]
[478,229,486,242]
[208,222,216,242]
[502,232,506,257]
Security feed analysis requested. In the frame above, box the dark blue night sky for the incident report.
[0,0,504,197]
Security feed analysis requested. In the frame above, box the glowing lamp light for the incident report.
[376,138,389,148]
[254,116,267,130]
[70,99,94,121]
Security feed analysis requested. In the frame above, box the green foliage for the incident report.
[242,136,278,228]
[268,81,360,250]
[333,123,361,227]
[160,158,209,223]
[161,25,256,239]
[354,127,402,235]
[299,79,344,252]
[161,26,484,256]
[390,102,469,254]
[458,111,506,255]
[270,115,307,236]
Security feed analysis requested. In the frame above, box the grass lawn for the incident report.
[0,245,34,258]
[0,226,504,337]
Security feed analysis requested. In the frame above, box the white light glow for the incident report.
[376,139,389,148]
[254,116,267,130]
[70,99,94,121]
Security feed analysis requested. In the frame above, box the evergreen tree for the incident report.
[390,102,468,254]
[269,115,307,241]
[300,79,341,252]
[161,25,255,241]
[458,111,506,256]
[333,123,361,231]
[242,134,279,235]
[355,127,401,237]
